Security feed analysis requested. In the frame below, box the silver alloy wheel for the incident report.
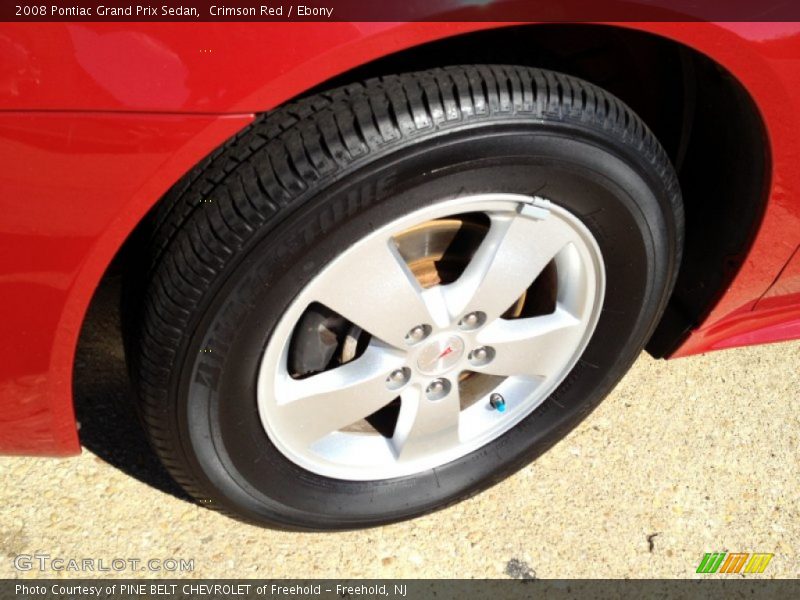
[256,194,605,480]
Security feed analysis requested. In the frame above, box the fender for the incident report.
[0,21,799,455]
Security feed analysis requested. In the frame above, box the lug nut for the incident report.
[386,367,410,390]
[425,378,451,401]
[468,346,494,366]
[489,393,506,412]
[458,311,486,330]
[405,324,431,345]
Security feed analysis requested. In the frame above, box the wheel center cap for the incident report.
[416,335,465,375]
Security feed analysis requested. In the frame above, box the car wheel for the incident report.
[125,65,683,529]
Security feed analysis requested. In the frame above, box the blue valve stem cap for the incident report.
[489,393,506,412]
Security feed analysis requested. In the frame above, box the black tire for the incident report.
[124,65,683,530]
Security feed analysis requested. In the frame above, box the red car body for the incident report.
[1,21,799,457]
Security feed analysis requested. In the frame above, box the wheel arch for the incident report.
[74,22,770,449]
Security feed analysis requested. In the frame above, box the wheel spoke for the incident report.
[444,207,578,323]
[391,382,461,461]
[475,308,583,378]
[275,343,406,447]
[309,236,445,348]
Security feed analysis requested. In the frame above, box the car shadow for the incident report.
[73,273,192,502]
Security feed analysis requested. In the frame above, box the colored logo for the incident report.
[416,335,464,375]
[696,552,773,574]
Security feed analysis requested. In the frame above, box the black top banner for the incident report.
[5,0,800,22]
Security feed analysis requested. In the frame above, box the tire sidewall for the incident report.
[176,124,673,528]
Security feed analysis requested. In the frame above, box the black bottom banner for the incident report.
[2,579,799,600]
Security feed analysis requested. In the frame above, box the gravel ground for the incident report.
[1,277,798,579]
